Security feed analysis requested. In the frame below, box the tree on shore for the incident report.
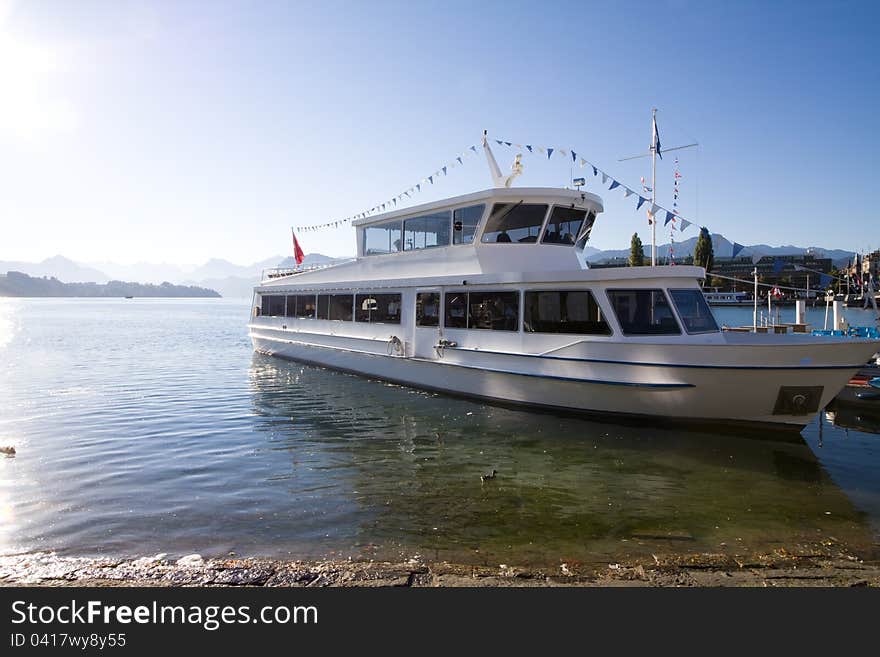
[629,233,645,267]
[693,227,714,273]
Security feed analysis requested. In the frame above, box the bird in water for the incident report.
[480,469,497,482]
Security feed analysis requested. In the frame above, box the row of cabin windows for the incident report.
[260,293,402,323]
[260,288,718,336]
[361,204,596,255]
[362,205,485,255]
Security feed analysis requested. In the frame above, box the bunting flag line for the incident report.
[493,135,698,236]
[731,242,745,258]
[293,143,479,232]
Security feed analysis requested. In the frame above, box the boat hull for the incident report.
[250,330,872,432]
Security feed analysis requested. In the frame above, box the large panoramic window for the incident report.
[355,293,402,323]
[669,289,720,334]
[523,290,611,335]
[403,211,451,251]
[285,294,316,318]
[467,291,519,330]
[480,203,548,244]
[263,295,285,317]
[362,221,402,255]
[328,294,354,321]
[444,291,518,330]
[607,289,681,335]
[452,204,485,245]
[416,292,441,327]
[542,207,587,245]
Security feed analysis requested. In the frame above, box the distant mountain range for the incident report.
[0,238,857,298]
[586,234,857,266]
[0,271,220,298]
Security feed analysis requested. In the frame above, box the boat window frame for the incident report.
[538,205,590,247]
[355,291,402,324]
[416,291,442,327]
[605,288,682,336]
[667,288,721,335]
[522,288,614,336]
[479,202,551,245]
[443,289,520,331]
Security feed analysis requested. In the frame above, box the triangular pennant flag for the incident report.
[623,187,633,198]
[636,197,647,210]
[751,251,765,265]
[601,173,608,184]
[592,166,598,176]
[537,147,546,154]
[428,175,433,184]
[526,145,533,152]
[442,166,447,175]
[609,180,620,190]
[470,145,477,152]
[393,198,397,206]
[664,211,675,226]
[731,242,745,258]
[572,151,577,163]
[456,156,462,165]
[495,140,503,145]
[416,184,421,192]
[547,148,554,159]
[559,149,568,157]
[504,141,511,147]
[650,203,660,216]
[514,143,522,148]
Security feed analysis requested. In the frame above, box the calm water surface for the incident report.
[1,298,878,567]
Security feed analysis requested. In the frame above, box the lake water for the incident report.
[1,298,878,567]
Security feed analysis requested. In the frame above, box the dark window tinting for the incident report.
[453,204,485,245]
[328,294,353,321]
[542,207,587,245]
[285,294,315,318]
[607,289,681,335]
[261,296,271,316]
[481,203,548,244]
[317,295,330,319]
[524,290,611,335]
[416,292,441,326]
[266,295,285,317]
[444,291,468,328]
[669,289,720,334]
[468,291,519,330]
[356,293,402,323]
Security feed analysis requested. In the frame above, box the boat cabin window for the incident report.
[403,211,451,251]
[444,290,519,331]
[317,294,330,319]
[541,207,587,246]
[668,289,720,334]
[607,289,681,335]
[575,212,597,250]
[327,294,353,321]
[363,221,403,255]
[481,203,548,244]
[355,293,401,323]
[416,292,441,326]
[523,290,611,335]
[453,204,485,245]
[285,294,316,318]
[262,295,285,317]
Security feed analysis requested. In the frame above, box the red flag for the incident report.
[292,229,305,266]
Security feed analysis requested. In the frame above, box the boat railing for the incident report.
[261,260,354,282]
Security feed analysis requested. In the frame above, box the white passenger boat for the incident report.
[703,291,753,306]
[249,139,879,431]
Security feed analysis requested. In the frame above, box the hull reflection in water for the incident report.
[248,354,876,567]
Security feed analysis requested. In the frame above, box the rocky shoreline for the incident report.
[2,544,878,587]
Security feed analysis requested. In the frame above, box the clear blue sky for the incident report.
[1,0,877,264]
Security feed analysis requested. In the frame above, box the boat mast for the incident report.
[651,108,658,267]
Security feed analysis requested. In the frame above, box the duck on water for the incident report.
[248,136,880,432]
